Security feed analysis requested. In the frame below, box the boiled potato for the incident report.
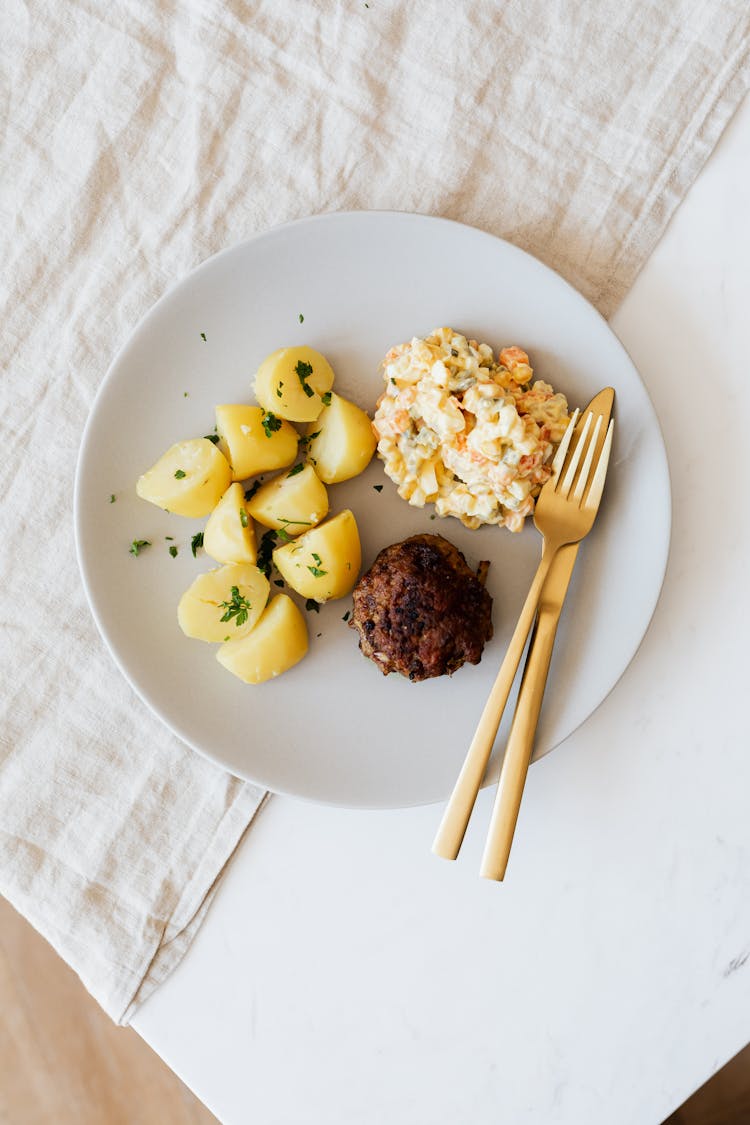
[215,404,298,480]
[216,594,308,684]
[307,392,376,483]
[177,562,269,643]
[203,483,257,565]
[254,346,334,423]
[273,509,361,602]
[136,438,231,518]
[245,463,328,537]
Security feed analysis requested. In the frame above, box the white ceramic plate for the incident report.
[75,211,670,808]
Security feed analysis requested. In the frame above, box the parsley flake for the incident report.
[191,531,204,556]
[321,391,332,407]
[165,536,174,540]
[239,509,249,528]
[174,469,186,479]
[298,313,304,323]
[307,551,328,578]
[295,360,315,398]
[218,585,252,628]
[373,484,383,492]
[287,463,304,478]
[204,433,220,444]
[261,411,282,439]
[257,529,278,577]
[298,431,320,455]
[169,544,178,558]
[305,599,320,613]
[129,539,151,557]
[109,494,116,503]
[200,332,207,342]
[342,610,350,622]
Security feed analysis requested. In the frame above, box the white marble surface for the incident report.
[132,97,750,1124]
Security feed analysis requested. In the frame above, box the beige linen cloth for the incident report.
[1,1,748,1024]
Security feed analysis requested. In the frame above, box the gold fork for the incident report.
[432,394,614,863]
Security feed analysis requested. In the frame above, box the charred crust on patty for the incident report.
[349,534,493,681]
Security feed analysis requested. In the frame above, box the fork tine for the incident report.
[583,419,614,511]
[559,411,592,498]
[550,409,580,479]
[572,414,602,502]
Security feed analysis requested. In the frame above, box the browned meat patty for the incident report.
[349,534,493,681]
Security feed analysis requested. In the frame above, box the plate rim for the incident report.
[74,209,672,808]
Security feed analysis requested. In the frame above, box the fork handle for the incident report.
[479,598,562,880]
[431,544,557,860]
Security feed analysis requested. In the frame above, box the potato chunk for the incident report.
[216,594,308,684]
[307,392,376,483]
[203,483,257,565]
[272,509,361,602]
[136,438,231,518]
[245,464,328,537]
[254,346,335,423]
[215,404,298,481]
[177,562,269,643]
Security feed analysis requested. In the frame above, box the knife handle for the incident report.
[479,589,567,881]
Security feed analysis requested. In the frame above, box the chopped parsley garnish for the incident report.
[191,531,204,557]
[200,332,207,342]
[169,545,178,558]
[256,529,278,577]
[239,509,249,528]
[174,469,186,479]
[261,411,282,438]
[298,431,320,455]
[342,610,350,622]
[287,463,304,478]
[373,484,383,492]
[430,514,436,520]
[298,313,304,323]
[109,494,116,503]
[165,536,174,540]
[183,392,189,397]
[295,360,315,398]
[390,377,397,385]
[224,635,230,642]
[305,598,320,613]
[276,387,282,398]
[307,552,328,579]
[245,480,262,501]
[321,391,332,407]
[204,433,220,444]
[218,585,252,628]
[316,632,322,638]
[274,578,284,587]
[277,518,311,540]
[129,539,151,557]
